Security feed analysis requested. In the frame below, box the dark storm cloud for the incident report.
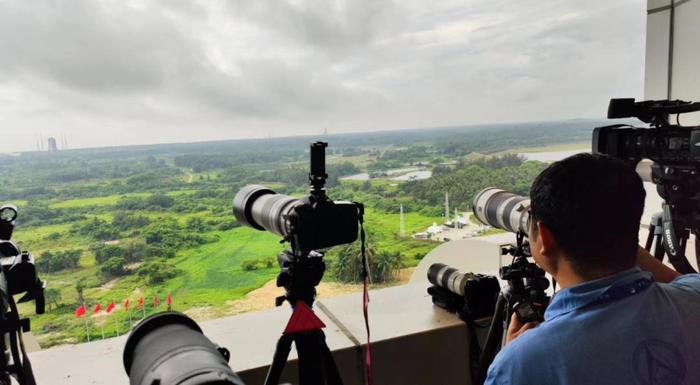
[0,0,645,151]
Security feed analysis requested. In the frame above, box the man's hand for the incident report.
[637,246,681,283]
[505,313,539,345]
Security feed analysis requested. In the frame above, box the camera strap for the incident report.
[661,203,697,274]
[356,203,374,385]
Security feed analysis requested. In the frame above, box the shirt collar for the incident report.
[544,267,654,321]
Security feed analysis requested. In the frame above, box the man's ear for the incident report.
[536,222,557,258]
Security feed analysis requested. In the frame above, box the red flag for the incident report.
[106,301,115,314]
[167,292,172,306]
[93,303,101,314]
[137,297,144,308]
[153,294,159,308]
[124,298,129,312]
[74,305,86,318]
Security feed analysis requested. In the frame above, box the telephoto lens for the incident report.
[427,263,500,320]
[427,263,475,296]
[123,312,245,385]
[472,187,530,234]
[233,184,359,252]
[0,205,18,241]
[232,185,299,240]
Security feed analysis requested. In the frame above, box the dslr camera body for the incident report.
[233,142,359,254]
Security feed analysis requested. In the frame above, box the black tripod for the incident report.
[264,250,343,385]
[472,237,550,385]
[644,203,700,274]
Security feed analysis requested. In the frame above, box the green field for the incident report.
[49,190,196,209]
[0,126,577,347]
[10,183,445,347]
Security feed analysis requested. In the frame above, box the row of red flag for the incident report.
[75,292,172,318]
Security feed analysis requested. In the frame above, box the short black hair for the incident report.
[529,153,645,277]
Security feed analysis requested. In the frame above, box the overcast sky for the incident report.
[0,0,645,152]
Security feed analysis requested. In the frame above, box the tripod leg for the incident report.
[295,332,326,385]
[648,213,665,261]
[320,331,344,385]
[653,231,665,261]
[265,334,294,385]
[473,293,507,385]
[645,223,655,251]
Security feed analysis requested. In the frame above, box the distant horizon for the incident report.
[9,116,608,155]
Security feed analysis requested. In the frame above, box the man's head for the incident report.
[528,153,645,280]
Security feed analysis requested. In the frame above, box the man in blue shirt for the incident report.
[486,153,700,385]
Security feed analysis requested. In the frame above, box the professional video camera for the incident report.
[233,142,366,385]
[593,98,700,273]
[426,188,551,385]
[0,205,46,385]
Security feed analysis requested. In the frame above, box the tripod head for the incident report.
[274,250,326,308]
[499,233,550,323]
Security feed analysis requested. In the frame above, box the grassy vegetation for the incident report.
[495,141,590,154]
[363,208,441,264]
[49,194,139,209]
[17,202,441,346]
[0,126,588,347]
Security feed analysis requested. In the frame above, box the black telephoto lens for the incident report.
[123,312,245,385]
[0,205,18,241]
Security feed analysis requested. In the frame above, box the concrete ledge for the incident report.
[29,284,474,385]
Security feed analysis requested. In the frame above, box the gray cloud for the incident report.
[0,0,203,93]
[226,0,406,54]
[0,0,645,151]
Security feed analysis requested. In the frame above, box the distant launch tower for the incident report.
[444,192,449,221]
[47,137,58,153]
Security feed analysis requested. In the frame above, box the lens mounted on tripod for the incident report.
[473,187,531,234]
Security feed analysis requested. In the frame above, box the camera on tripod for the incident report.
[233,142,359,254]
[232,142,365,385]
[471,187,550,323]
[0,204,45,385]
[593,98,700,273]
[123,143,362,385]
[428,188,551,325]
[425,188,552,385]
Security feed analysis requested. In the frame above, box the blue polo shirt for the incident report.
[486,267,700,385]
